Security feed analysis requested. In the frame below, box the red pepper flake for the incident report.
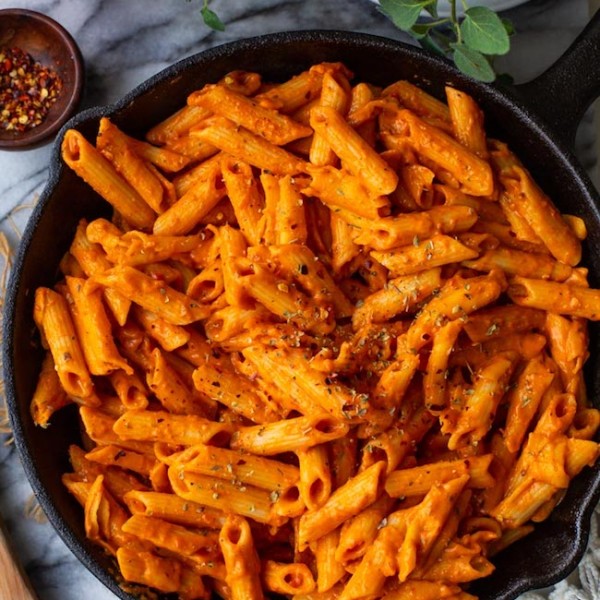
[0,46,63,133]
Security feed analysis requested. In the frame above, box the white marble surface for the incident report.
[0,1,598,599]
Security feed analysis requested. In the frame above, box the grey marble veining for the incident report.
[0,1,597,599]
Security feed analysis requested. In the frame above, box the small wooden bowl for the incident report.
[0,9,84,150]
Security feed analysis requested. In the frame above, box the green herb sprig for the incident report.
[378,0,513,82]
[200,0,225,31]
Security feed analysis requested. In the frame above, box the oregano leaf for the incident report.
[451,43,496,82]
[410,22,437,40]
[419,33,448,57]
[422,0,438,18]
[379,0,431,31]
[502,18,516,36]
[460,7,510,55]
[201,5,225,31]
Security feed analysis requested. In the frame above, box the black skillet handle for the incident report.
[515,8,600,148]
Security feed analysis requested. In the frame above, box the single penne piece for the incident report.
[423,320,463,413]
[385,455,495,498]
[231,414,349,456]
[204,305,273,344]
[336,494,396,565]
[192,360,280,423]
[62,130,155,230]
[310,105,398,196]
[146,104,211,144]
[193,117,307,174]
[133,306,191,352]
[96,117,166,213]
[397,475,470,582]
[116,546,205,596]
[310,70,350,166]
[419,543,494,584]
[382,580,475,600]
[263,560,316,596]
[566,438,600,477]
[445,86,488,158]
[68,444,149,499]
[400,164,435,208]
[447,353,517,450]
[93,265,211,325]
[169,466,276,526]
[508,276,600,320]
[173,151,223,198]
[170,444,299,491]
[86,218,202,267]
[126,136,191,172]
[503,355,556,453]
[84,474,137,554]
[146,347,205,416]
[305,164,390,219]
[152,159,225,235]
[500,166,581,266]
[241,269,334,335]
[162,131,219,162]
[260,170,279,245]
[108,369,148,410]
[335,209,432,252]
[330,435,358,490]
[462,247,572,281]
[113,409,233,446]
[297,445,332,511]
[330,212,360,274]
[353,268,442,330]
[404,272,505,352]
[265,244,353,318]
[314,529,346,592]
[65,276,132,376]
[568,409,600,441]
[338,512,406,600]
[85,444,157,477]
[219,515,265,599]
[373,353,420,411]
[220,157,264,245]
[33,287,95,401]
[69,220,131,325]
[30,351,71,427]
[545,313,588,387]
[122,514,221,564]
[386,109,493,196]
[241,345,370,420]
[382,80,451,125]
[450,333,548,368]
[463,305,546,342]
[219,224,249,307]
[427,204,478,234]
[297,461,387,550]
[361,409,435,474]
[187,259,224,304]
[123,490,226,529]
[79,407,154,455]
[188,83,312,145]
[371,235,478,277]
[255,64,329,112]
[276,175,308,245]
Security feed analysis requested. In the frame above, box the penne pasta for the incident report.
[34,63,600,599]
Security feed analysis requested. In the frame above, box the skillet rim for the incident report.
[3,29,600,600]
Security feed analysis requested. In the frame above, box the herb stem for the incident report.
[449,0,462,44]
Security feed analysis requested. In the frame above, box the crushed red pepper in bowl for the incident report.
[0,46,64,133]
[0,8,84,150]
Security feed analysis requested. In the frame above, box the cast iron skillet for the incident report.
[4,18,600,600]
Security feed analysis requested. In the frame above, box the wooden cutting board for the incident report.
[0,517,38,600]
